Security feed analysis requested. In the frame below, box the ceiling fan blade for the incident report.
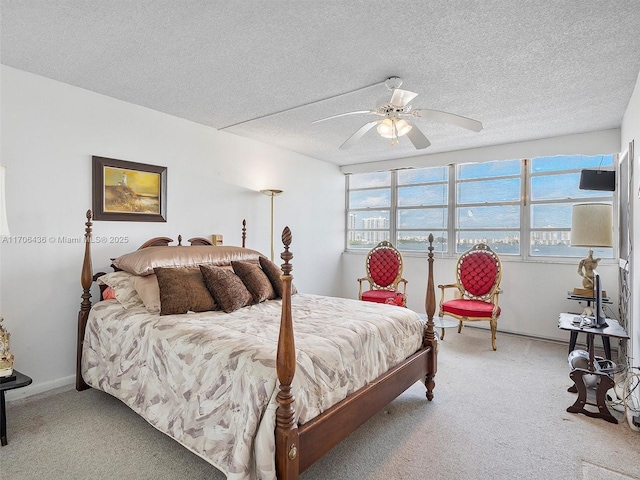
[312,110,375,124]
[339,120,380,149]
[404,120,431,149]
[410,109,483,132]
[390,89,419,107]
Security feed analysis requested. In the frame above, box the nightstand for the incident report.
[0,370,32,446]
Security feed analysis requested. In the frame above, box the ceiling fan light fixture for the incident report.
[377,118,412,139]
[395,119,412,136]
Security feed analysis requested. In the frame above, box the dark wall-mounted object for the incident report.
[579,169,615,191]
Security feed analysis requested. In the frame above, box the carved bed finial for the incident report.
[280,227,293,275]
[177,235,182,246]
[242,219,247,248]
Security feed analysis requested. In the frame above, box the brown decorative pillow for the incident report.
[154,267,217,315]
[232,261,276,303]
[200,265,254,313]
[258,256,297,298]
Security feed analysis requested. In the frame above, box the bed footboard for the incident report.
[274,232,438,480]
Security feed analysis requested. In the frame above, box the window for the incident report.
[346,155,616,259]
[397,167,448,252]
[346,171,391,249]
[529,155,614,258]
[455,159,521,254]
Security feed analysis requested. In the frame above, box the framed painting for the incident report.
[92,156,167,222]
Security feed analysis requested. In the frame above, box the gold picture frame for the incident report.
[92,156,167,222]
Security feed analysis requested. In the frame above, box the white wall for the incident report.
[0,66,344,398]
[621,68,640,376]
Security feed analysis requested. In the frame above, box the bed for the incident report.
[76,210,438,480]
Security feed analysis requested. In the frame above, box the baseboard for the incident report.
[4,374,75,403]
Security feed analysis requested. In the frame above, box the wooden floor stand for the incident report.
[567,369,617,424]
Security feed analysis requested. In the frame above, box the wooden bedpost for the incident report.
[275,227,299,480]
[242,219,246,248]
[424,233,438,400]
[76,209,93,391]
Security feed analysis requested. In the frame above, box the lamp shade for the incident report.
[570,203,613,247]
[0,165,9,236]
[377,118,412,139]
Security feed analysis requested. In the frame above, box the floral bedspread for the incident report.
[82,294,425,480]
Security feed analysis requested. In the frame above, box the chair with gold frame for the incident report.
[438,243,503,350]
[358,241,407,306]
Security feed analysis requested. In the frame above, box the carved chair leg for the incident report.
[490,318,497,351]
[457,320,463,334]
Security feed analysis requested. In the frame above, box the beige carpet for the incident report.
[2,327,639,480]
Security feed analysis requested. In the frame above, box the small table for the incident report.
[0,370,32,446]
[418,314,458,340]
[558,313,628,424]
[566,292,612,358]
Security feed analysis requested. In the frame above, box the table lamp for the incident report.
[0,165,15,379]
[570,203,613,297]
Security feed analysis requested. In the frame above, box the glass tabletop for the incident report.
[418,314,458,328]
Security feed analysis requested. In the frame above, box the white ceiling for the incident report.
[2,1,639,167]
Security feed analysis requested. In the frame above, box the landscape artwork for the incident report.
[92,156,167,222]
[103,167,160,214]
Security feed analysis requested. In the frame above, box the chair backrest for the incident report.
[365,241,404,290]
[456,244,502,300]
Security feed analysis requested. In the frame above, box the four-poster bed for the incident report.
[76,210,438,480]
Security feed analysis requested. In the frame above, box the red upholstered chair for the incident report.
[358,241,407,307]
[438,243,503,350]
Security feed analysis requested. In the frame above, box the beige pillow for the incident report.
[154,267,217,315]
[258,256,297,298]
[130,274,161,314]
[97,271,143,309]
[232,261,276,303]
[200,265,253,313]
[113,245,263,276]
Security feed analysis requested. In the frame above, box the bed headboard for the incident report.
[76,209,252,390]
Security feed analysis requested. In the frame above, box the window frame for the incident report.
[345,156,618,263]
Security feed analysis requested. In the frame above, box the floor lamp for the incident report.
[260,189,283,261]
[570,203,613,299]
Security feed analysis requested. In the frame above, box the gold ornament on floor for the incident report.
[0,317,14,377]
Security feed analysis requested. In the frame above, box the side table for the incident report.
[566,292,612,358]
[558,313,628,424]
[0,370,32,446]
[418,314,458,340]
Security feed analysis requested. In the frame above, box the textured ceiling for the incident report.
[2,1,639,166]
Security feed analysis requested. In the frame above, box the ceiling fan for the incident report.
[312,77,483,150]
